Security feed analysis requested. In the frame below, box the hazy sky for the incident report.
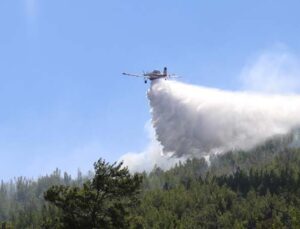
[1,1,300,179]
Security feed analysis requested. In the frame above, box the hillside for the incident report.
[1,130,300,228]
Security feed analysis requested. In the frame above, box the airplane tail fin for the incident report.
[163,67,167,76]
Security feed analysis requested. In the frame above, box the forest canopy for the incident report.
[1,131,300,228]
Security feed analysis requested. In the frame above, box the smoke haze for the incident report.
[240,50,300,93]
[119,122,184,173]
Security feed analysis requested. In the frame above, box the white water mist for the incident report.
[148,80,300,158]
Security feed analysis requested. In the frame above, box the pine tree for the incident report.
[44,159,142,228]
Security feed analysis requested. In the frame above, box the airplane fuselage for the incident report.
[144,69,167,81]
[122,67,172,83]
[144,73,167,81]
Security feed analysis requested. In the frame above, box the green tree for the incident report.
[44,159,143,228]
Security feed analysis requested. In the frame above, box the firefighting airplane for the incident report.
[122,67,179,83]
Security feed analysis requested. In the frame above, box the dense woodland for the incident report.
[1,130,300,228]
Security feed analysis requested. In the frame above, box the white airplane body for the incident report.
[122,67,178,83]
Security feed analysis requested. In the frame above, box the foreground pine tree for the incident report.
[44,159,142,228]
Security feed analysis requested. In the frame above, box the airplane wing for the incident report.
[122,72,144,78]
[168,74,181,78]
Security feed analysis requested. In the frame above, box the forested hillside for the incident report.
[1,130,300,228]
[0,169,90,228]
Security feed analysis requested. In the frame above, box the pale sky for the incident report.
[1,1,300,179]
